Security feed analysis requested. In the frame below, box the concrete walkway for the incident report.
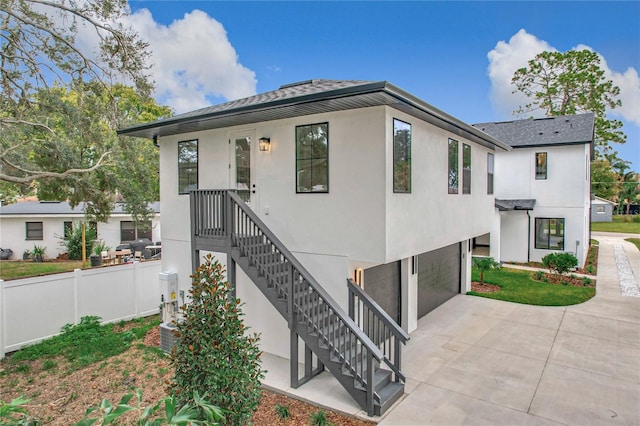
[260,233,640,424]
[380,233,640,425]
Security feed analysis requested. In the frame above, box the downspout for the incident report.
[527,211,531,262]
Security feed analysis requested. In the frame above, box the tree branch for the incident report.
[0,151,111,184]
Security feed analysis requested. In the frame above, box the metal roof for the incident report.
[473,113,595,148]
[0,201,161,216]
[495,199,536,211]
[118,79,510,152]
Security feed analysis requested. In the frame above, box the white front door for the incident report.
[230,131,256,206]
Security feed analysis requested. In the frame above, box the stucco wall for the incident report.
[495,143,590,266]
[0,215,160,260]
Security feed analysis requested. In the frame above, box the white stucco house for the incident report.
[0,201,161,259]
[119,79,510,415]
[591,195,617,222]
[473,114,595,266]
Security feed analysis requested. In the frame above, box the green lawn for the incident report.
[469,267,595,306]
[0,260,84,280]
[591,216,640,234]
[626,238,640,251]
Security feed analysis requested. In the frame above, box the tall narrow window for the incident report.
[63,221,73,240]
[448,138,459,194]
[487,153,494,194]
[178,140,198,194]
[535,218,565,250]
[462,143,471,194]
[26,222,43,240]
[296,122,329,193]
[393,119,411,193]
[235,137,251,202]
[535,152,547,180]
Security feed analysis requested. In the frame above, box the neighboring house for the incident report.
[591,196,617,222]
[0,201,161,259]
[472,114,595,266]
[120,79,510,415]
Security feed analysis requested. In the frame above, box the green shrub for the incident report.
[309,409,334,426]
[92,240,110,255]
[59,225,96,260]
[582,276,593,286]
[542,253,578,275]
[534,270,544,281]
[274,403,290,420]
[586,264,595,274]
[170,255,264,425]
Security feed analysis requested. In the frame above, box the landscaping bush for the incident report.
[170,255,264,425]
[542,252,578,275]
[59,225,96,260]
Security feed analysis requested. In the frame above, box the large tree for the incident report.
[0,0,160,220]
[511,50,626,158]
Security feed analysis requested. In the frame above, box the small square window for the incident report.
[535,218,564,250]
[26,222,43,240]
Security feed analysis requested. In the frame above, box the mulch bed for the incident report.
[532,272,595,287]
[471,282,500,293]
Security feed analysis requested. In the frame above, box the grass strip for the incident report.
[469,267,595,306]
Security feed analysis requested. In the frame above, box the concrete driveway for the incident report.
[380,233,640,425]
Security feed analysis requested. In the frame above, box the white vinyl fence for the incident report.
[0,261,163,358]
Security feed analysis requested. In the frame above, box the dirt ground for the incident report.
[0,327,374,425]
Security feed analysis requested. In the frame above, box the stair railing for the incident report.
[347,279,409,382]
[193,190,386,415]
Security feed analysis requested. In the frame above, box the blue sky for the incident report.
[126,1,639,171]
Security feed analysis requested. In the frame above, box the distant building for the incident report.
[0,201,160,259]
[591,196,617,222]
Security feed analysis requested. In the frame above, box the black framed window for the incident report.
[462,143,471,194]
[448,138,459,194]
[535,218,565,250]
[296,122,328,193]
[26,222,43,240]
[178,140,198,194]
[487,153,494,194]
[120,221,152,241]
[535,152,547,180]
[63,221,73,240]
[393,118,411,193]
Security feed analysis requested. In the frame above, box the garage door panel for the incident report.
[418,243,460,318]
[363,262,400,323]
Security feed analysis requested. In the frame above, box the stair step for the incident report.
[374,381,404,416]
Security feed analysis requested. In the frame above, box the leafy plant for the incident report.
[542,253,578,275]
[59,225,97,260]
[75,389,223,426]
[0,396,40,425]
[582,276,593,286]
[473,257,501,285]
[31,245,46,262]
[274,403,290,420]
[534,270,545,281]
[92,240,110,256]
[309,409,334,426]
[170,255,264,426]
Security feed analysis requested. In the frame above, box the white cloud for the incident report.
[123,9,257,113]
[487,30,640,125]
[486,29,555,118]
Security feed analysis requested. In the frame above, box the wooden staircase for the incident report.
[191,190,408,416]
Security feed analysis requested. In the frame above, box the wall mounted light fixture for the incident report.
[259,137,271,152]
